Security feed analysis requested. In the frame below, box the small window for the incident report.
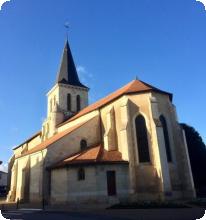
[67,94,71,111]
[78,168,85,181]
[76,95,81,112]
[80,139,87,151]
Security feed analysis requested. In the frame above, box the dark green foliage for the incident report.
[181,123,206,197]
[188,198,206,208]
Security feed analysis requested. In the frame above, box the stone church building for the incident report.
[7,39,196,206]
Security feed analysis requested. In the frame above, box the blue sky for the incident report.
[0,0,206,165]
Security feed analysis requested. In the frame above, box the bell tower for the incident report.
[42,39,89,140]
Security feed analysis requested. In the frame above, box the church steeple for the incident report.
[42,38,89,140]
[56,40,88,88]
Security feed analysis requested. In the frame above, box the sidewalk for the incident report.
[1,207,205,220]
[0,201,109,212]
[1,200,205,214]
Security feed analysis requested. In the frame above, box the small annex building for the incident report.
[7,39,196,206]
[0,171,8,195]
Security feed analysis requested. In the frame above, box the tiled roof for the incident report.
[60,79,172,125]
[16,119,91,159]
[50,145,128,168]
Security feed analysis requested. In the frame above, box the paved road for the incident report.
[1,208,205,220]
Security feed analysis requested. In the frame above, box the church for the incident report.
[7,38,196,206]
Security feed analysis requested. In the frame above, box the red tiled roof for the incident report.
[16,119,91,159]
[60,79,172,125]
[51,145,128,168]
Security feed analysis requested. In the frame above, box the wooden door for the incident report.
[107,171,117,196]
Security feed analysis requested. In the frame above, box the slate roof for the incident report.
[60,79,173,125]
[50,145,128,169]
[56,40,88,89]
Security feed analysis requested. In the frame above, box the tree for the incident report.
[181,123,206,197]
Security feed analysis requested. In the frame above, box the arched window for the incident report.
[80,139,87,151]
[67,94,71,111]
[135,114,150,163]
[159,115,172,162]
[78,168,85,181]
[76,95,81,112]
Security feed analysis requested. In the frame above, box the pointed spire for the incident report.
[56,40,88,88]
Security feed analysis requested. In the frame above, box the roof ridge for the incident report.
[58,79,172,127]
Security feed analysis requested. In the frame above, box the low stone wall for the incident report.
[50,164,129,205]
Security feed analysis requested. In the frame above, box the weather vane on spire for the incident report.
[64,21,69,40]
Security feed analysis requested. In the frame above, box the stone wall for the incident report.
[29,152,44,202]
[98,91,195,200]
[15,156,29,202]
[13,134,41,157]
[8,89,196,204]
[152,92,195,199]
[50,164,129,205]
[45,115,100,167]
[43,83,89,139]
